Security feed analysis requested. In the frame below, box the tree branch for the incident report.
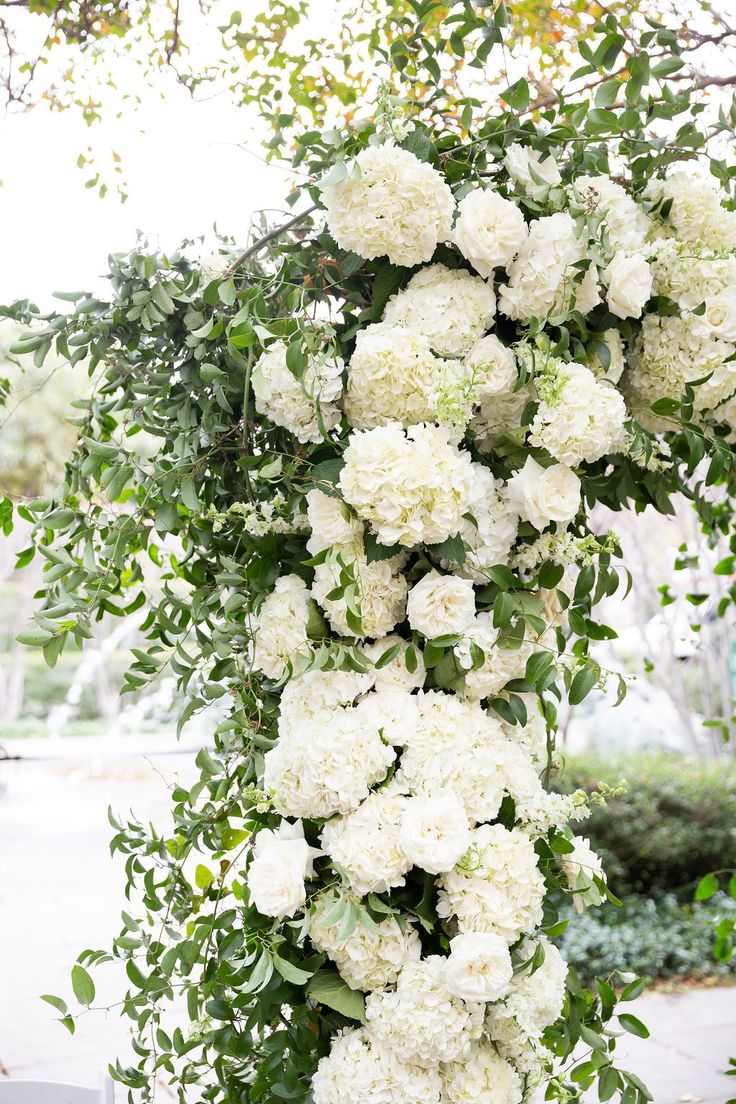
[222,203,320,279]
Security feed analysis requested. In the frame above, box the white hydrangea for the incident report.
[604,250,652,320]
[562,835,607,912]
[625,313,736,430]
[252,574,312,679]
[437,823,545,943]
[529,360,629,465]
[382,263,496,356]
[646,171,736,250]
[339,423,475,548]
[506,455,581,531]
[504,143,561,195]
[406,571,476,639]
[362,635,427,692]
[251,341,343,443]
[306,488,363,554]
[572,174,650,258]
[312,546,408,639]
[353,688,421,747]
[507,935,568,1030]
[588,328,625,384]
[441,1040,522,1104]
[453,188,528,276]
[499,698,548,760]
[471,382,536,447]
[498,213,600,323]
[277,668,375,739]
[647,238,736,310]
[312,1027,441,1104]
[442,464,519,582]
[321,790,412,895]
[264,705,395,819]
[345,322,460,430]
[322,145,455,266]
[396,690,522,824]
[454,613,535,701]
[310,898,421,991]
[365,956,485,1065]
[483,1006,553,1086]
[399,789,472,875]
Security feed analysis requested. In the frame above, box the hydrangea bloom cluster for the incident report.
[241,143,734,1102]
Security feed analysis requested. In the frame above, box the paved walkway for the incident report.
[1,740,735,1100]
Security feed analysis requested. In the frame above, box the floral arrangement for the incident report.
[7,7,736,1104]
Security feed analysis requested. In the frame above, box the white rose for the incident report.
[406,571,476,639]
[247,821,316,919]
[453,188,528,277]
[399,789,472,875]
[700,289,736,341]
[465,335,518,397]
[506,456,581,531]
[444,932,514,1002]
[504,142,561,193]
[604,251,652,319]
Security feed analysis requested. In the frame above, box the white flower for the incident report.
[396,690,522,824]
[264,705,395,819]
[251,340,343,443]
[252,574,312,679]
[311,897,421,991]
[247,820,317,919]
[562,835,607,912]
[647,238,736,310]
[441,1040,522,1104]
[530,360,629,466]
[498,212,598,323]
[312,547,408,639]
[406,571,476,639]
[399,789,471,874]
[312,1028,441,1104]
[454,613,535,701]
[625,313,736,430]
[382,263,496,357]
[365,956,485,1065]
[362,635,427,692]
[444,932,514,1002]
[322,145,454,266]
[573,174,650,258]
[506,456,581,531]
[604,251,652,319]
[306,489,362,554]
[701,289,736,341]
[588,328,625,384]
[471,382,536,447]
[437,823,545,943]
[339,423,475,548]
[321,790,412,896]
[465,335,518,397]
[345,322,460,430]
[646,171,736,250]
[277,668,375,738]
[504,143,561,194]
[443,464,519,583]
[506,934,568,1030]
[353,688,421,747]
[453,188,528,276]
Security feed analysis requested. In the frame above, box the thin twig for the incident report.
[223,203,320,279]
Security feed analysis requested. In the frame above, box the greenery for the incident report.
[555,753,736,898]
[3,4,736,1104]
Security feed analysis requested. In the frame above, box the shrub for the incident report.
[554,752,736,898]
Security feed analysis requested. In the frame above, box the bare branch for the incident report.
[223,203,320,279]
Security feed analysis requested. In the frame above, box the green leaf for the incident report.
[371,265,406,321]
[272,953,315,985]
[41,994,68,1015]
[427,533,466,564]
[364,530,402,563]
[71,964,95,1007]
[307,970,366,1021]
[501,77,529,111]
[695,872,719,900]
[569,666,598,705]
[618,1012,650,1039]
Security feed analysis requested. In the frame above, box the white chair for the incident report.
[0,1076,113,1104]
